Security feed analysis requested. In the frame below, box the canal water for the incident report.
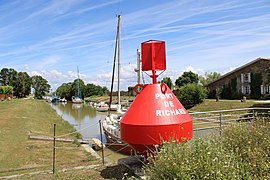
[50,102,127,163]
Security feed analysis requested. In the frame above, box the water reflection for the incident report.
[51,102,106,139]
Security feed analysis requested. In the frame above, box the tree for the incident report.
[199,72,221,86]
[0,68,18,86]
[14,72,31,98]
[56,83,72,100]
[175,71,199,88]
[176,83,208,109]
[31,75,51,99]
[161,77,173,89]
[84,83,108,97]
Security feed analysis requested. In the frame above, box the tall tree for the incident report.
[161,77,173,89]
[56,83,72,100]
[31,75,51,99]
[14,72,31,98]
[199,72,221,86]
[175,71,199,88]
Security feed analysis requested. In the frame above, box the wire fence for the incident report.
[190,108,270,137]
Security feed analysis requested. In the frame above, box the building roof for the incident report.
[207,57,270,86]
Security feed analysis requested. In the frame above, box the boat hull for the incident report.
[103,127,134,155]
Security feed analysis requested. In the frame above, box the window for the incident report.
[261,85,270,94]
[241,85,251,95]
[241,73,251,83]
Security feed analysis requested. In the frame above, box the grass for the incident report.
[188,99,260,112]
[146,119,270,179]
[0,99,102,178]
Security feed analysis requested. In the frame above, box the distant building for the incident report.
[207,57,270,99]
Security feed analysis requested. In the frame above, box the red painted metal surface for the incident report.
[121,83,193,154]
[141,40,166,72]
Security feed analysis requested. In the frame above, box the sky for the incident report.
[0,0,269,91]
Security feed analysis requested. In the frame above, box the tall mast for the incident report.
[108,15,121,114]
[137,49,141,84]
[77,65,80,98]
[117,15,121,108]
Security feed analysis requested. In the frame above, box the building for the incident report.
[207,57,270,99]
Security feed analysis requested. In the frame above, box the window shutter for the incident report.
[241,74,244,83]
[261,85,264,94]
[241,85,244,94]
[248,73,251,83]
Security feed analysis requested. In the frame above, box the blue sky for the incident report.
[0,0,269,91]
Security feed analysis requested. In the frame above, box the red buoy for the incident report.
[120,40,193,155]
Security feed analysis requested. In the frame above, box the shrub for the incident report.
[145,119,270,179]
[220,119,270,177]
[176,83,208,108]
[0,86,13,94]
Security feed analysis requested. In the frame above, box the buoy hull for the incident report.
[121,121,192,154]
[121,84,193,154]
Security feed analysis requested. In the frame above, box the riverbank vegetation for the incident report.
[56,81,109,100]
[146,118,270,179]
[0,68,50,99]
[0,99,102,178]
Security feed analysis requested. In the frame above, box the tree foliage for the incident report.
[161,77,173,89]
[0,68,36,98]
[175,71,199,88]
[84,83,108,97]
[199,72,221,86]
[31,75,51,99]
[0,68,18,87]
[176,83,208,108]
[14,72,32,98]
[56,81,108,100]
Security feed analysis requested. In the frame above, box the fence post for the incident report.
[99,120,105,165]
[252,109,255,121]
[53,124,56,174]
[219,112,222,136]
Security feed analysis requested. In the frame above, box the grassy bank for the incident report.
[146,119,270,179]
[188,99,268,112]
[0,99,103,178]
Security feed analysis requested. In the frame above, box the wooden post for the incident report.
[219,113,222,136]
[53,124,56,174]
[99,120,105,165]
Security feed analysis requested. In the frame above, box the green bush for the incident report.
[0,86,13,94]
[145,119,270,179]
[176,83,208,108]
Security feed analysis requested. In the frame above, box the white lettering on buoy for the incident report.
[164,101,174,107]
[155,93,186,117]
[156,110,162,116]
[156,108,186,117]
[155,93,174,99]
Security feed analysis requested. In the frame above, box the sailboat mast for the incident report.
[77,66,80,98]
[108,15,120,114]
[137,49,141,84]
[117,15,121,107]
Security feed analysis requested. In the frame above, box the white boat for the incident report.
[72,66,83,104]
[96,102,109,112]
[72,96,83,104]
[96,105,109,112]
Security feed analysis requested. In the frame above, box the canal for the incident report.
[50,102,127,163]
